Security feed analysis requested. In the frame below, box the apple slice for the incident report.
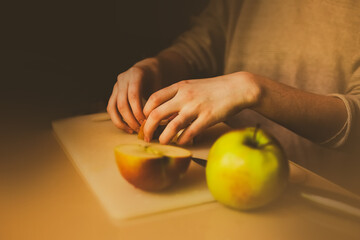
[114,143,192,191]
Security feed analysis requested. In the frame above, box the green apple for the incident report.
[206,127,289,210]
[114,143,192,191]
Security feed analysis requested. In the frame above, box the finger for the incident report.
[158,113,196,145]
[116,86,141,132]
[107,85,133,133]
[128,76,146,124]
[143,100,180,142]
[143,83,179,117]
[177,115,211,145]
[167,113,178,121]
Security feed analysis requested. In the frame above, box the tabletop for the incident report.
[1,107,360,240]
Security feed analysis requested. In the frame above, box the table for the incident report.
[1,109,359,240]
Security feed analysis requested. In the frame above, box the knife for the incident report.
[297,185,360,219]
[192,157,207,167]
[192,157,360,218]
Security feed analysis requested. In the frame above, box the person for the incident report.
[107,0,360,192]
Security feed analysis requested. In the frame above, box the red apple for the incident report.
[114,143,192,191]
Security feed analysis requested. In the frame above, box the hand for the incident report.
[107,58,161,133]
[142,72,261,145]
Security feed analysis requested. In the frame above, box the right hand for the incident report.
[107,58,161,133]
[142,72,261,145]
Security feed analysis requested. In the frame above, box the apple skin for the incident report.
[206,127,289,210]
[115,144,192,191]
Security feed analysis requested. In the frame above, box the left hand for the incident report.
[142,72,261,145]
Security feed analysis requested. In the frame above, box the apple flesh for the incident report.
[206,127,289,210]
[114,143,192,191]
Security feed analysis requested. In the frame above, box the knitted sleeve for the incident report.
[165,0,228,77]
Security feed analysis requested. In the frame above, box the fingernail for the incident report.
[144,136,150,142]
[127,129,134,134]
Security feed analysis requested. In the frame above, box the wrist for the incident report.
[156,50,193,84]
[133,58,162,93]
[133,57,161,80]
[233,71,262,109]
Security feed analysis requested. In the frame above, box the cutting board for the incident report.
[52,112,236,221]
[53,112,360,223]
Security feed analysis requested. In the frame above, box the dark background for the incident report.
[3,0,208,122]
[0,1,207,212]
[3,1,359,195]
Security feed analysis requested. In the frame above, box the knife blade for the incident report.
[190,157,360,219]
[297,185,360,219]
[192,157,207,167]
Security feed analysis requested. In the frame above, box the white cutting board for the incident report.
[52,112,234,221]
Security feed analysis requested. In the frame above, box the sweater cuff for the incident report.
[320,94,352,148]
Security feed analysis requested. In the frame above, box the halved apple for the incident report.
[114,143,192,191]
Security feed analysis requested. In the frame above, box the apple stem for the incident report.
[259,141,273,149]
[244,124,261,149]
[253,124,260,145]
[249,124,274,149]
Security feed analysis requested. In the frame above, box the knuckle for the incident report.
[179,79,190,85]
[238,71,253,79]
[134,113,143,122]
[149,109,161,120]
[116,96,129,109]
[149,93,160,105]
[116,73,124,82]
[201,109,212,118]
[133,105,143,116]
[128,90,138,100]
[117,101,126,110]
[123,118,137,130]
[179,106,193,117]
[133,109,144,121]
[175,81,182,88]
[129,66,145,79]
[113,120,124,129]
[176,83,194,101]
[183,89,194,100]
[168,120,182,134]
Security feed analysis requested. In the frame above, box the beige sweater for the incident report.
[167,0,360,192]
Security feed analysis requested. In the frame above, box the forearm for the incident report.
[155,49,194,87]
[251,75,347,143]
[132,50,193,99]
